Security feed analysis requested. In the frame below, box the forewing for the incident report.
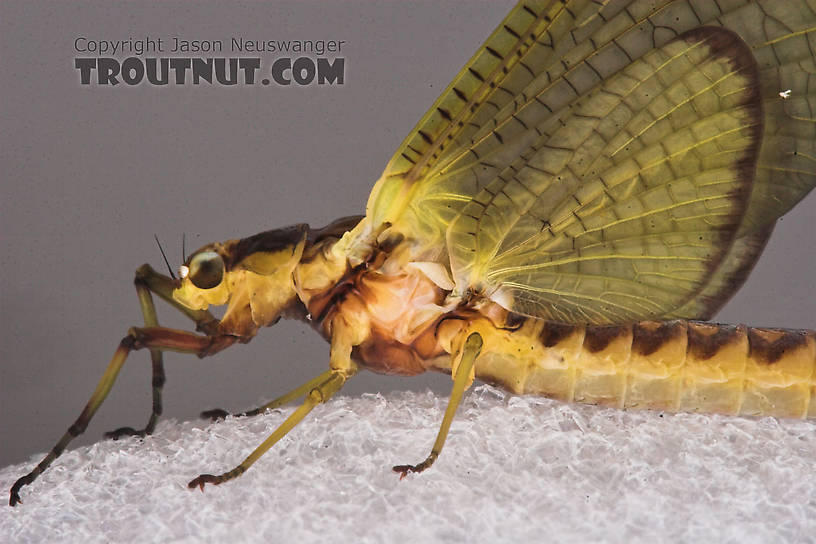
[451,27,762,323]
[362,1,816,322]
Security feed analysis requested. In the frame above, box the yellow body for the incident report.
[292,238,816,419]
[471,318,816,419]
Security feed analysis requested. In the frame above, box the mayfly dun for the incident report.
[10,0,816,505]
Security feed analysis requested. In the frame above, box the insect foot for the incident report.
[9,475,33,506]
[188,466,245,491]
[188,474,220,491]
[393,451,439,480]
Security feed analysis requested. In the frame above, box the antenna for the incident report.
[154,234,177,280]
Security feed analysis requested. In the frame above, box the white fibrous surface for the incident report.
[2,386,815,543]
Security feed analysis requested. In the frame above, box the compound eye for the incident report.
[188,251,224,289]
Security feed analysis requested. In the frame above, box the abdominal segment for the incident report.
[471,319,816,419]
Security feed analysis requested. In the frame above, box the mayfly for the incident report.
[10,0,816,506]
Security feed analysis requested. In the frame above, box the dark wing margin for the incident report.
[667,226,774,319]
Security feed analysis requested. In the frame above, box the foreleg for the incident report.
[105,264,221,439]
[9,318,234,506]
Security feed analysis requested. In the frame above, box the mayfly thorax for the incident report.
[10,0,816,506]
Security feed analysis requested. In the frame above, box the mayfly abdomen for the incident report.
[474,319,816,419]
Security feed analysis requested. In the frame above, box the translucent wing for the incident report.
[666,227,773,320]
[360,1,816,324]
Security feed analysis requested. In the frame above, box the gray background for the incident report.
[1,1,813,469]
